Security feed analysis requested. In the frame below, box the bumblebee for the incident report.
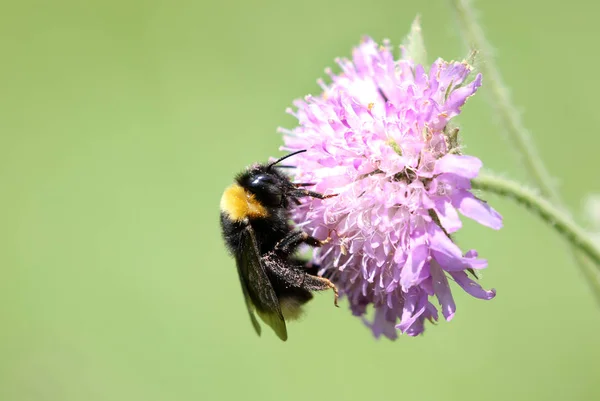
[219,150,339,341]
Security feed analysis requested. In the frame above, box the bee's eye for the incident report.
[250,174,275,187]
[247,174,283,206]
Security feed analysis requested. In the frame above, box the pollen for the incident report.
[220,184,268,221]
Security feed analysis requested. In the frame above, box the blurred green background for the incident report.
[2,0,599,400]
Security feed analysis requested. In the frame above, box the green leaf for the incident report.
[401,15,427,66]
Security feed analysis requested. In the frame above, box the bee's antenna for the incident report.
[267,149,307,170]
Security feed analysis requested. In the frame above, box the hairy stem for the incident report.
[473,173,600,268]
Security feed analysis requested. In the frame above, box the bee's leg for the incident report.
[274,230,330,255]
[266,260,339,307]
[289,188,337,200]
[299,261,335,280]
[291,258,332,278]
[297,273,339,307]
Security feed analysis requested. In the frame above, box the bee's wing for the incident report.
[235,263,262,337]
[235,224,288,341]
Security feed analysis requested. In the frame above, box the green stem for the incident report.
[450,0,600,303]
[473,173,600,268]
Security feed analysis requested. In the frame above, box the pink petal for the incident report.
[397,290,426,333]
[445,73,482,116]
[428,224,465,270]
[433,199,462,233]
[453,191,503,230]
[430,261,456,321]
[434,154,482,178]
[450,271,496,300]
[400,244,429,290]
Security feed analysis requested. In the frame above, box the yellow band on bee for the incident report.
[220,184,269,221]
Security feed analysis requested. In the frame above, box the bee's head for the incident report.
[237,150,306,208]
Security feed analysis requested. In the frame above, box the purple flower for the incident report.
[279,36,502,339]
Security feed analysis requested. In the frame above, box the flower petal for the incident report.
[400,244,429,290]
[450,271,496,300]
[428,223,465,270]
[434,154,482,178]
[397,290,426,334]
[363,307,399,340]
[430,261,456,321]
[433,199,462,233]
[445,73,482,116]
[453,191,503,229]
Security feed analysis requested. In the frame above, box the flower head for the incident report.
[279,35,502,338]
